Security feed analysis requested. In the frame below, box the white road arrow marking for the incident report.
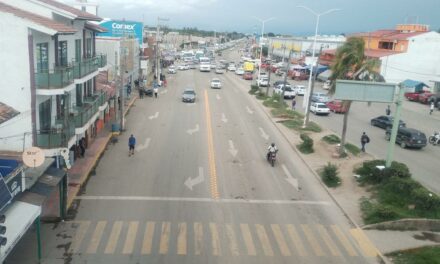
[221,113,228,123]
[259,127,269,140]
[282,164,299,191]
[246,106,254,114]
[136,138,151,152]
[228,140,238,157]
[160,89,168,95]
[187,124,200,135]
[148,112,159,120]
[184,167,205,190]
[216,94,221,100]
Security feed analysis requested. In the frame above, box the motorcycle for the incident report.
[267,151,277,167]
[428,132,440,145]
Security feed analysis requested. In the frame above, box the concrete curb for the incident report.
[246,89,389,264]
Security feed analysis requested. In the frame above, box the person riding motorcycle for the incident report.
[434,131,440,145]
[267,143,278,160]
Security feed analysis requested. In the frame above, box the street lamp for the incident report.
[298,6,340,127]
[253,16,276,83]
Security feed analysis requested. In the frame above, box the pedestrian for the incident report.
[386,105,391,116]
[79,137,86,157]
[430,102,435,115]
[154,86,158,98]
[360,132,370,152]
[291,99,296,110]
[118,96,121,110]
[138,87,143,99]
[128,134,136,157]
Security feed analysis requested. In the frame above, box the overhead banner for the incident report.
[97,20,143,45]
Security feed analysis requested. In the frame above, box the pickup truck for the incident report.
[404,91,426,101]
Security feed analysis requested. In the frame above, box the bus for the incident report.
[199,57,211,72]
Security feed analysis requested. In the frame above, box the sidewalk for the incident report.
[250,94,440,262]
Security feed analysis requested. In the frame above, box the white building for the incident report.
[0,0,109,158]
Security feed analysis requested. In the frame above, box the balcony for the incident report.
[35,66,74,89]
[72,54,107,79]
[36,119,75,148]
[71,91,107,128]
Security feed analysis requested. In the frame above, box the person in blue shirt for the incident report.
[128,134,136,156]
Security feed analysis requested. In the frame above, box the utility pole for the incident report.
[120,19,127,131]
[156,17,169,84]
[281,49,292,104]
[266,45,274,96]
[303,46,323,127]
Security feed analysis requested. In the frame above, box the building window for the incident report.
[76,84,83,106]
[378,41,394,50]
[86,38,92,58]
[75,39,82,62]
[39,99,51,131]
[58,41,68,66]
[36,43,49,72]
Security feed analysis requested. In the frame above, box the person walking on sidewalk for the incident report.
[291,99,296,110]
[128,134,136,157]
[360,132,370,152]
[154,86,158,98]
[430,102,435,115]
[386,105,391,116]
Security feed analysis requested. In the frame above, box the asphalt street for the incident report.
[8,52,379,264]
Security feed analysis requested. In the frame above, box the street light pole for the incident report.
[253,17,275,85]
[298,6,340,128]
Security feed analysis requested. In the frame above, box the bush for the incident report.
[344,143,361,156]
[361,199,401,224]
[355,160,386,184]
[249,85,259,95]
[412,188,440,211]
[322,134,341,145]
[297,133,314,154]
[255,92,268,100]
[382,161,411,179]
[320,163,341,187]
[380,176,421,199]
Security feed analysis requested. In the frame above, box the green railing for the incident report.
[35,66,74,89]
[36,119,75,148]
[72,94,101,127]
[72,54,107,79]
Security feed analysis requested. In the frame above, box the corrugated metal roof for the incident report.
[0,2,77,34]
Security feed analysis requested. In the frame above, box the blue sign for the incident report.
[97,20,143,45]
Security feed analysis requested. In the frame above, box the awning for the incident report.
[29,167,66,197]
[0,201,41,262]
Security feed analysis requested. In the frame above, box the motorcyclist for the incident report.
[434,131,440,145]
[267,143,278,160]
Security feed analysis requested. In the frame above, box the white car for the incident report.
[228,65,236,72]
[178,64,188,70]
[168,66,176,74]
[257,77,269,87]
[210,78,222,89]
[274,85,296,99]
[310,102,330,115]
[294,85,306,96]
[235,68,245,75]
[215,68,225,74]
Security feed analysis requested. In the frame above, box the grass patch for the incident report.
[356,160,440,224]
[297,133,314,154]
[320,163,341,188]
[322,134,341,145]
[387,246,440,264]
[263,94,287,109]
[281,120,322,133]
[255,92,269,100]
[249,84,259,95]
[271,108,303,119]
[344,143,361,156]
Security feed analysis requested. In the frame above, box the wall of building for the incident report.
[380,32,440,87]
[2,0,57,19]
[96,38,120,81]
[0,13,34,151]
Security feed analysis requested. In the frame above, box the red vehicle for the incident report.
[404,91,425,101]
[418,92,434,104]
[326,100,347,113]
[243,72,253,80]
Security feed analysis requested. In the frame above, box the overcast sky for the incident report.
[88,0,440,35]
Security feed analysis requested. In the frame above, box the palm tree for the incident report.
[329,37,382,156]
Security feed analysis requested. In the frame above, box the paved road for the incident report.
[8,53,379,264]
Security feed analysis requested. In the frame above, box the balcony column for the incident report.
[93,32,96,57]
[54,35,59,67]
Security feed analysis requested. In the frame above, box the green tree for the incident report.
[267,32,275,37]
[329,37,382,156]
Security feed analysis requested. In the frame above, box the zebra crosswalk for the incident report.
[62,220,378,258]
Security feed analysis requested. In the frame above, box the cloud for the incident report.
[104,0,217,13]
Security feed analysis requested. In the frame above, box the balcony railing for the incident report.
[36,119,75,148]
[35,66,74,89]
[72,54,107,79]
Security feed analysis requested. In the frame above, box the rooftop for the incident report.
[35,0,102,21]
[0,102,20,125]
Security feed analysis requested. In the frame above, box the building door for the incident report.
[36,43,49,72]
[58,41,68,67]
[75,39,82,62]
[76,84,83,106]
[39,99,51,132]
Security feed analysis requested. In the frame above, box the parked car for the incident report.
[227,65,236,72]
[215,68,225,74]
[294,85,306,96]
[257,77,269,87]
[274,85,296,99]
[326,100,347,113]
[310,102,330,115]
[182,89,196,103]
[404,91,426,101]
[371,115,406,129]
[168,66,177,74]
[418,92,434,104]
[178,64,189,70]
[188,63,197,69]
[311,92,330,103]
[385,127,427,149]
[243,72,253,80]
[273,80,289,87]
[210,78,222,89]
[235,68,245,75]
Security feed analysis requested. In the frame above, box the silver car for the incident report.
[182,89,196,103]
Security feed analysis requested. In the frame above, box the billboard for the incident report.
[98,20,143,45]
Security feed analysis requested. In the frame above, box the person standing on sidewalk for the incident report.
[291,99,296,110]
[360,132,370,152]
[430,102,435,115]
[386,105,391,116]
[128,134,136,157]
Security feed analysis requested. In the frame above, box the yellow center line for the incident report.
[204,90,220,199]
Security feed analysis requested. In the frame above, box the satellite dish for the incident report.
[22,147,45,168]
